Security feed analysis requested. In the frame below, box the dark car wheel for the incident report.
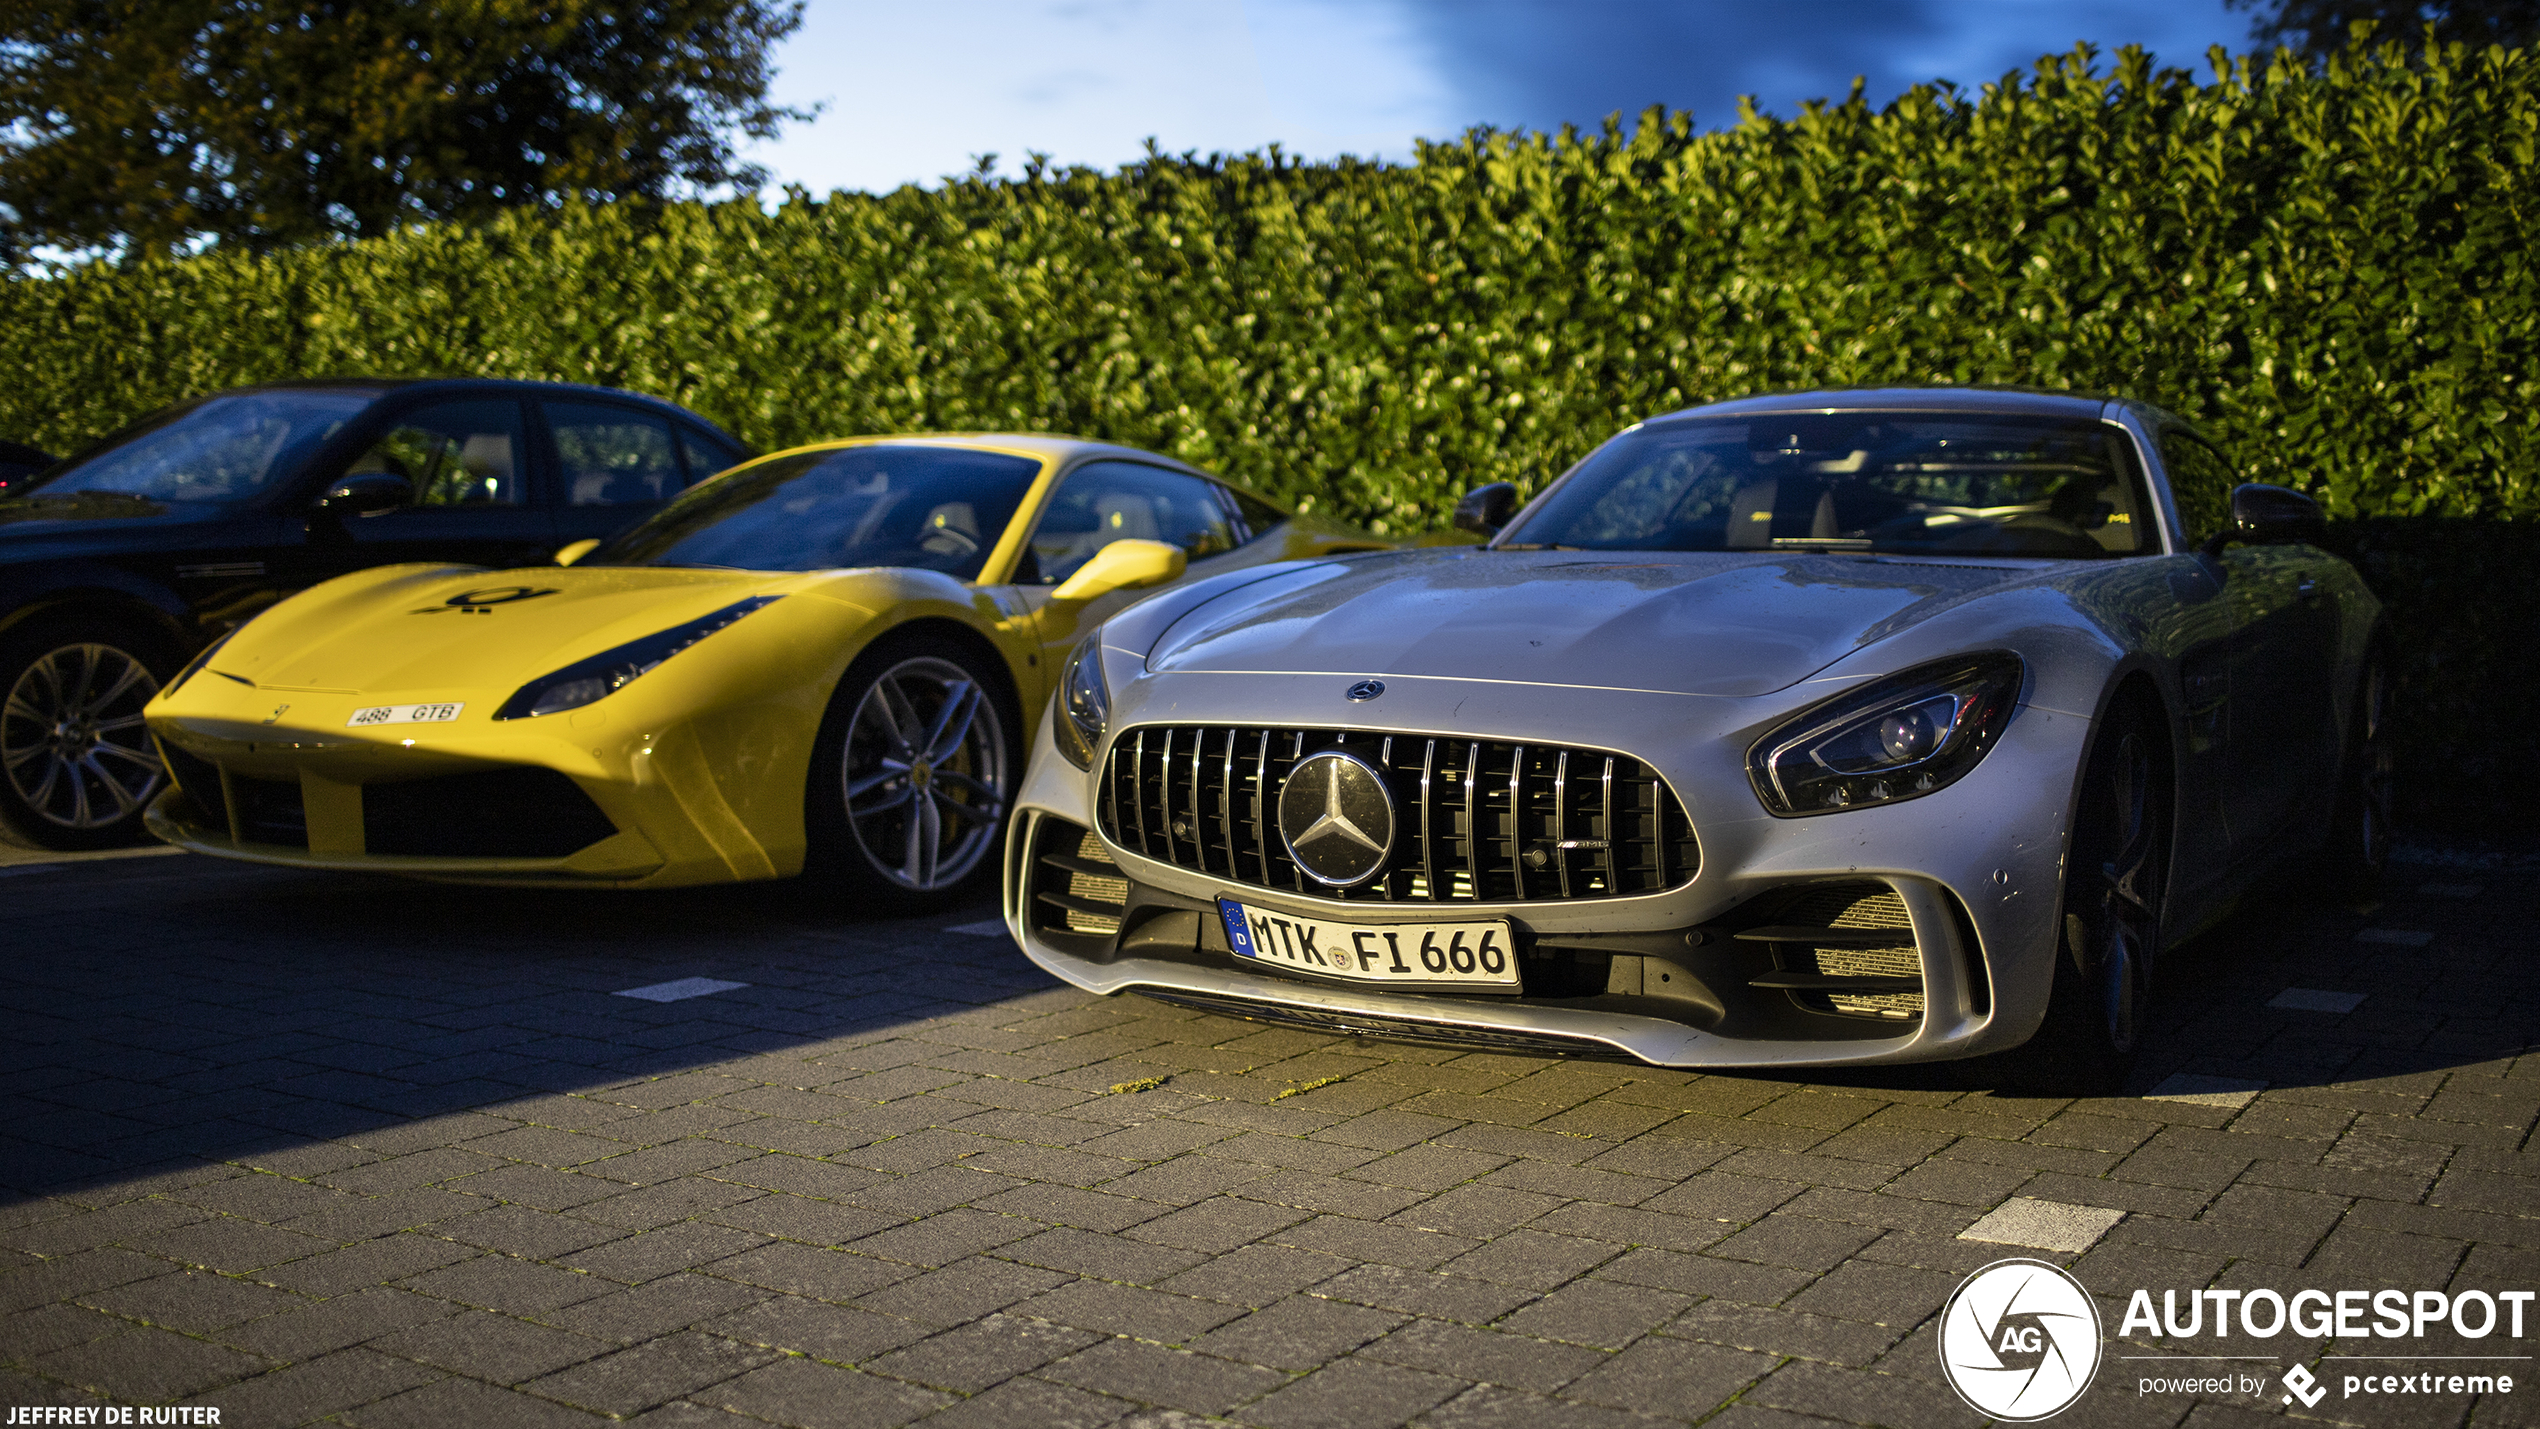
[803,635,1019,913]
[2001,702,2169,1096]
[2318,649,2393,892]
[0,621,174,850]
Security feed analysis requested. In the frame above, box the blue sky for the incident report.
[743,0,2256,195]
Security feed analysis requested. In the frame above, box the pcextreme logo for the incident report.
[1939,1259,2104,1420]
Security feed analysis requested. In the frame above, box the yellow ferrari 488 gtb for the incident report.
[143,434,1388,907]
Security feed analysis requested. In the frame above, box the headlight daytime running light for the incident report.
[1748,653,2023,816]
[1051,632,1110,770]
[493,595,782,720]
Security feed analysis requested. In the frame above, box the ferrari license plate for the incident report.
[1216,899,1518,990]
[346,702,463,727]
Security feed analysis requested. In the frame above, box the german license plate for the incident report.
[1216,899,1518,990]
[346,702,463,728]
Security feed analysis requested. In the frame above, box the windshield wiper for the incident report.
[1769,537,1874,550]
[1492,543,1585,551]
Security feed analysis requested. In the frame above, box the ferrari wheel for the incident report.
[2002,702,2167,1096]
[2317,649,2392,892]
[0,621,172,850]
[806,638,1018,910]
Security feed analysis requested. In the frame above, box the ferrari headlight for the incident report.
[1748,653,2023,816]
[493,596,782,720]
[1052,632,1110,770]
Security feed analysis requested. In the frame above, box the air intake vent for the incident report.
[363,767,616,858]
[1098,726,1698,905]
[1767,884,1922,1019]
[1030,816,1128,937]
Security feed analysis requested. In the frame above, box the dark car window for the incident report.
[2158,430,2236,546]
[591,444,1041,578]
[1220,483,1288,542]
[680,426,743,483]
[21,390,371,504]
[551,401,683,506]
[341,400,528,506]
[1028,460,1239,585]
[1510,413,2157,559]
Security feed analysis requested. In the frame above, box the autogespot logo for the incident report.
[1940,1259,2104,1420]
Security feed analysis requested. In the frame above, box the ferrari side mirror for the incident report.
[1453,482,1520,537]
[1051,538,1187,603]
[555,538,602,567]
[2204,482,2325,555]
[315,472,412,517]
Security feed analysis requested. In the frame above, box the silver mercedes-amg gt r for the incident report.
[999,388,2388,1090]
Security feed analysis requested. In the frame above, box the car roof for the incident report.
[223,377,727,422]
[758,432,1296,511]
[1652,385,2117,423]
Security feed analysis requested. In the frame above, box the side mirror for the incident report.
[1050,539,1187,603]
[2205,482,2324,554]
[555,538,602,567]
[315,472,412,517]
[1453,482,1520,537]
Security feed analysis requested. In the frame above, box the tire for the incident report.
[0,619,177,850]
[1999,701,2169,1096]
[801,633,1021,914]
[2316,648,2393,893]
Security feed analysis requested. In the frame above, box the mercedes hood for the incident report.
[1143,548,2043,698]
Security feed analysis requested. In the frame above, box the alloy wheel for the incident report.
[2354,661,2394,872]
[1,642,164,831]
[839,656,1008,891]
[2083,726,2161,1051]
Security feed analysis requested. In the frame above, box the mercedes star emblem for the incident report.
[1345,679,1385,702]
[1276,750,1396,886]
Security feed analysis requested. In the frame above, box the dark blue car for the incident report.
[0,378,750,849]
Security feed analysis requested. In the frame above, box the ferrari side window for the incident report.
[1219,483,1289,543]
[552,402,683,506]
[342,400,527,507]
[1030,460,1239,584]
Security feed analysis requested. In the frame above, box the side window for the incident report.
[1027,460,1240,585]
[550,402,682,506]
[342,400,527,507]
[680,426,742,485]
[1220,483,1288,543]
[2159,431,2234,546]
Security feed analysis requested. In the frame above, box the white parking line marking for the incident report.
[2354,928,2433,946]
[2417,882,2483,898]
[2147,1074,2266,1108]
[1960,1198,2125,1253]
[614,977,750,1003]
[2269,987,2366,1014]
[946,919,1010,937]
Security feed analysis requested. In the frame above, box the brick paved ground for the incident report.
[0,851,2533,1428]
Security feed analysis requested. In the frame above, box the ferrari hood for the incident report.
[1145,548,2043,698]
[210,564,818,693]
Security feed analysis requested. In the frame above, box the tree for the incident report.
[0,0,807,263]
[2227,0,2540,60]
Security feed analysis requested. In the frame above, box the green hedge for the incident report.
[5,38,2535,820]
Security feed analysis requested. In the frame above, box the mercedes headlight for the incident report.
[493,596,781,720]
[1052,632,1110,770]
[1748,653,2023,816]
